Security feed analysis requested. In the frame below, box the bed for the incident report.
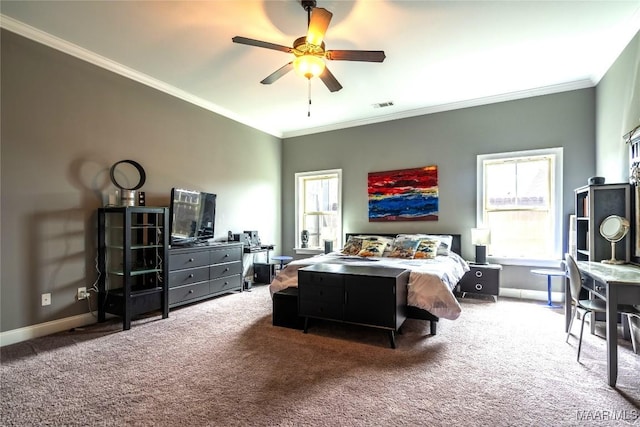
[269,233,469,335]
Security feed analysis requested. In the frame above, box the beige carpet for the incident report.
[1,285,639,427]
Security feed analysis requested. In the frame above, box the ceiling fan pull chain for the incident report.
[308,79,312,117]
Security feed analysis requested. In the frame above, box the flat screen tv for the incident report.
[169,188,216,246]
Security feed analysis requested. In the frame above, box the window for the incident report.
[477,148,563,262]
[295,169,342,251]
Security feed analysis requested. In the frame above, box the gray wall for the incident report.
[1,30,282,332]
[596,30,640,181]
[2,24,638,336]
[282,90,596,270]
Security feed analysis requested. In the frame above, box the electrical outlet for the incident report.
[77,287,88,300]
[41,293,51,306]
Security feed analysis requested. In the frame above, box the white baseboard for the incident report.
[500,287,565,303]
[0,313,97,347]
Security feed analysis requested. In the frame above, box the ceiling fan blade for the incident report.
[319,66,343,92]
[260,62,294,85]
[326,50,386,62]
[306,7,333,46]
[232,36,293,54]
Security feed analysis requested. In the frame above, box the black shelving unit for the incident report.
[98,206,169,330]
[574,184,631,262]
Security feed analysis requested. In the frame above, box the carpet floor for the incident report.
[1,285,639,426]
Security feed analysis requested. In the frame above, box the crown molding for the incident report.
[0,14,283,138]
[0,13,605,140]
[281,79,595,138]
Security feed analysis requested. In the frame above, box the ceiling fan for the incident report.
[232,0,386,93]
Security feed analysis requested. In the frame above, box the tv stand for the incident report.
[168,242,243,308]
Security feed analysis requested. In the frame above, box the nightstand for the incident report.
[457,263,502,302]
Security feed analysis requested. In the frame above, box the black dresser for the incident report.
[168,242,243,308]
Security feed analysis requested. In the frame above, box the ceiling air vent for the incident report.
[373,101,394,109]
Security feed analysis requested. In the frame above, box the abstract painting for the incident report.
[368,165,438,221]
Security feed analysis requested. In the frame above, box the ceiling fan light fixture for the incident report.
[232,1,384,93]
[293,55,325,79]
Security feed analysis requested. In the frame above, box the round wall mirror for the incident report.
[599,215,629,264]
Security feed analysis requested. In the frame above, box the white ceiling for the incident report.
[2,1,640,138]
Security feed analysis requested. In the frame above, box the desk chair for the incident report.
[564,253,640,361]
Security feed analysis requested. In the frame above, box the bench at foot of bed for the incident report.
[272,287,305,330]
[274,287,439,336]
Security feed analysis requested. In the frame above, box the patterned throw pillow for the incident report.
[341,236,364,255]
[400,234,454,257]
[355,235,394,256]
[388,235,422,259]
[357,240,387,257]
[414,238,440,259]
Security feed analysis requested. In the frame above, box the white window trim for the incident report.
[294,169,342,255]
[477,147,563,266]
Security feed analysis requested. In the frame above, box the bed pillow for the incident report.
[426,234,453,256]
[354,235,394,256]
[413,237,441,259]
[357,240,387,257]
[389,235,422,259]
[341,236,364,255]
[399,234,453,257]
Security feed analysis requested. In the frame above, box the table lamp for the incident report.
[471,228,491,265]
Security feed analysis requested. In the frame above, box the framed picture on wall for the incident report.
[367,165,439,222]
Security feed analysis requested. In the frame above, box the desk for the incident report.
[567,261,640,387]
[243,245,274,262]
[242,246,274,287]
[531,269,565,308]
